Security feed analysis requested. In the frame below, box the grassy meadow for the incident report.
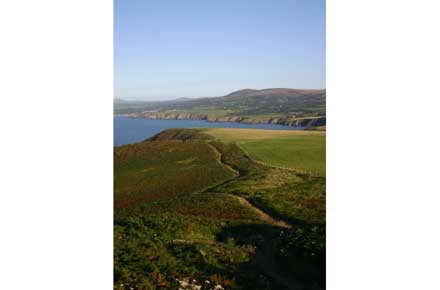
[204,128,326,176]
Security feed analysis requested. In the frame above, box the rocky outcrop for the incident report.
[128,112,208,120]
[128,111,326,128]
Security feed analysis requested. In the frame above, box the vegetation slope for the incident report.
[114,128,326,290]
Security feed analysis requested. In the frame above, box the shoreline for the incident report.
[114,113,325,129]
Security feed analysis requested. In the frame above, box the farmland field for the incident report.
[204,128,326,175]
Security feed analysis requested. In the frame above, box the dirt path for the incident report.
[225,195,304,289]
[206,144,303,289]
[227,194,291,228]
[207,143,239,176]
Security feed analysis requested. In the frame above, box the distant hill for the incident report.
[114,88,326,116]
[182,88,326,115]
[114,98,130,104]
[114,96,192,104]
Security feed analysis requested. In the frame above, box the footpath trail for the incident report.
[207,142,293,229]
[226,194,291,229]
[206,142,304,289]
[207,143,240,176]
[225,194,304,290]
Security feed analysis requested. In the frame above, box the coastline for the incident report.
[118,112,326,129]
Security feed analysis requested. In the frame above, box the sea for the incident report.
[114,115,304,146]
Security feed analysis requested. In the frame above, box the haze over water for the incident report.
[114,116,304,146]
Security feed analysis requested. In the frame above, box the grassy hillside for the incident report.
[204,128,326,176]
[167,88,326,116]
[114,129,326,289]
[114,139,236,208]
[114,88,326,117]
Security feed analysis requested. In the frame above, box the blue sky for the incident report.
[115,0,325,100]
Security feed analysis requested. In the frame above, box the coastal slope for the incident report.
[114,128,326,290]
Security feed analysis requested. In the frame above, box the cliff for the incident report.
[128,111,326,128]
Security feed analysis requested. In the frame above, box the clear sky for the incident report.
[115,0,325,100]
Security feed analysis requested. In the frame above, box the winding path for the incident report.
[206,142,305,289]
[227,194,291,228]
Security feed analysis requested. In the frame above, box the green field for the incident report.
[204,128,326,176]
[114,129,326,289]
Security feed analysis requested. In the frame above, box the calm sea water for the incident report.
[114,116,304,146]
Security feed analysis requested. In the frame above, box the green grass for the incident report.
[204,128,326,176]
[241,137,325,175]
